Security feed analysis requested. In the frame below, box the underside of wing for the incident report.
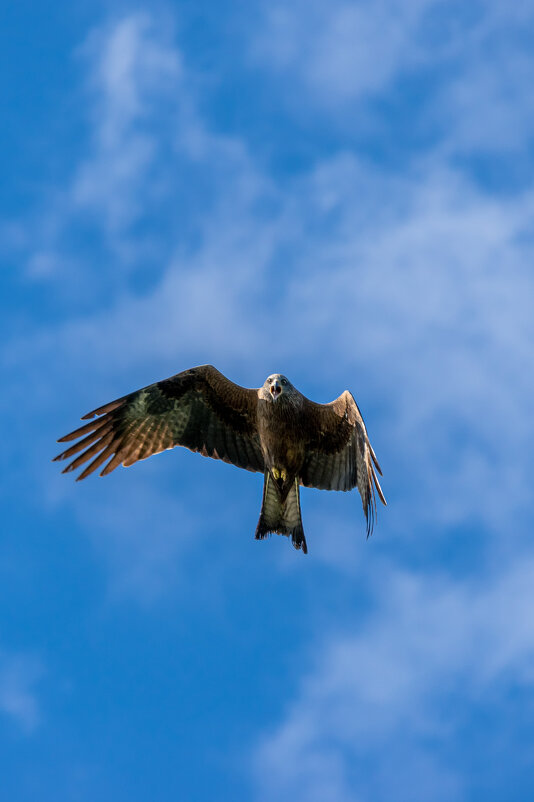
[54,365,265,480]
[300,391,386,535]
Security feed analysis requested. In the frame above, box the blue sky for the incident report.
[2,1,534,800]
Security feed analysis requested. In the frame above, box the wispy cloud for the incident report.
[252,0,534,161]
[0,651,43,734]
[436,4,534,156]
[10,10,261,288]
[273,157,534,539]
[73,13,182,235]
[8,152,534,562]
[4,12,182,285]
[254,556,534,801]
[4,6,534,601]
[252,0,439,104]
[4,4,534,798]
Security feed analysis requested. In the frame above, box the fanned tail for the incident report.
[255,471,307,554]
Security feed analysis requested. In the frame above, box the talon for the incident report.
[272,467,280,480]
[280,469,287,482]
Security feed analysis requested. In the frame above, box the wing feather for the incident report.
[77,441,118,481]
[61,431,114,474]
[53,427,109,462]
[55,365,264,480]
[57,415,110,443]
[100,449,125,477]
[300,391,386,534]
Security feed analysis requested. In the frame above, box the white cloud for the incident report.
[252,0,534,157]
[0,651,43,734]
[73,13,182,234]
[11,9,273,294]
[4,5,534,601]
[3,12,184,282]
[442,50,534,155]
[3,7,534,795]
[8,152,534,553]
[273,156,534,537]
[252,0,439,104]
[254,557,534,801]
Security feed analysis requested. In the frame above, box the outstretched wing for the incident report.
[54,365,264,480]
[300,391,386,535]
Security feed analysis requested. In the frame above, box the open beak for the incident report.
[270,381,282,400]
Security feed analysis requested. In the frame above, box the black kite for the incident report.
[54,365,386,554]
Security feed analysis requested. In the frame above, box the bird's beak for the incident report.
[270,381,282,400]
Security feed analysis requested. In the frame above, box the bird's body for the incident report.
[255,377,309,550]
[257,378,305,493]
[55,365,386,554]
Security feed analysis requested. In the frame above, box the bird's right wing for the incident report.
[54,365,265,480]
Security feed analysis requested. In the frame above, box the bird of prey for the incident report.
[54,365,386,554]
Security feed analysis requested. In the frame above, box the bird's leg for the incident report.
[271,467,288,492]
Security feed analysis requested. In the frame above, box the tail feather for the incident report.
[255,472,307,554]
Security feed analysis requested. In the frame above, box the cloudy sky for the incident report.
[2,1,534,800]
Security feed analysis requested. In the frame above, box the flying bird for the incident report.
[54,365,386,554]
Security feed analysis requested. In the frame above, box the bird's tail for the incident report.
[255,471,307,554]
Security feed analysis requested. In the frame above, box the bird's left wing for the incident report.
[54,365,264,480]
[299,391,386,535]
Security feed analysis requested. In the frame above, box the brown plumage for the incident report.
[54,365,386,554]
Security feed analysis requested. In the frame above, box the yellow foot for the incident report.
[272,467,281,480]
[272,467,287,482]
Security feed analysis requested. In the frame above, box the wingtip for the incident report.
[373,471,387,506]
[369,444,383,475]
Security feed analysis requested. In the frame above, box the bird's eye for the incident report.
[281,378,287,385]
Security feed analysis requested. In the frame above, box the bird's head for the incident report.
[262,374,294,403]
